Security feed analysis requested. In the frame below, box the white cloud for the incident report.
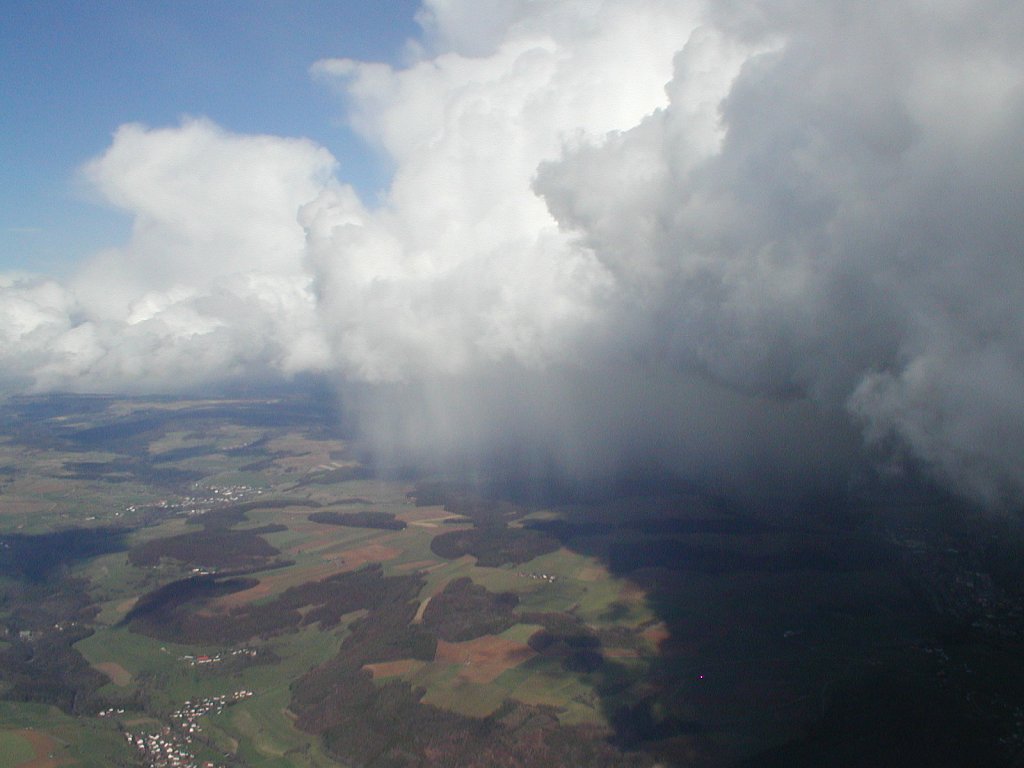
[1,119,334,392]
[0,276,77,390]
[305,0,705,380]
[75,118,335,310]
[1,0,1022,508]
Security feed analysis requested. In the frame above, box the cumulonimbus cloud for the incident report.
[1,0,1022,508]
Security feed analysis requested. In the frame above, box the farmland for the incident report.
[0,395,664,767]
[0,393,1022,766]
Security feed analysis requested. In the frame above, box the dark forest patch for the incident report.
[186,506,250,530]
[295,664,641,768]
[127,529,280,569]
[309,510,406,531]
[0,568,116,716]
[290,573,638,768]
[0,527,129,582]
[61,416,168,450]
[125,564,427,646]
[60,459,202,487]
[4,394,114,422]
[124,575,260,624]
[421,577,518,641]
[430,526,559,567]
[521,612,604,673]
[0,625,110,715]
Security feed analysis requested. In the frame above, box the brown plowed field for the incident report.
[394,559,442,573]
[394,505,458,523]
[435,636,536,684]
[94,661,132,686]
[12,729,66,768]
[330,543,402,569]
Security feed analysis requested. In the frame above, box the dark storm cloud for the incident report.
[533,0,1024,506]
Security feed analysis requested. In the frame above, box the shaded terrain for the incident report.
[499,485,1024,767]
[0,527,129,581]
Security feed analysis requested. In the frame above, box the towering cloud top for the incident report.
[3,0,1023,508]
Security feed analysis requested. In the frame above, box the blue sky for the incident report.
[1,0,420,274]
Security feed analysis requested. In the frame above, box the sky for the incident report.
[1,0,420,273]
[2,0,1023,512]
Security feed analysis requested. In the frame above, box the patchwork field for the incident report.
[1,394,1021,767]
[0,728,68,768]
[0,730,37,768]
[0,395,672,767]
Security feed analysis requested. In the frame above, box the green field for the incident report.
[0,731,35,768]
[0,396,655,765]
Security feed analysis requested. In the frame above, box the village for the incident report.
[123,484,261,524]
[122,689,253,768]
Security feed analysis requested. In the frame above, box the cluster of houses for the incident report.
[126,725,209,768]
[179,648,258,667]
[123,689,253,768]
[518,571,558,583]
[123,483,260,521]
[171,689,254,724]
